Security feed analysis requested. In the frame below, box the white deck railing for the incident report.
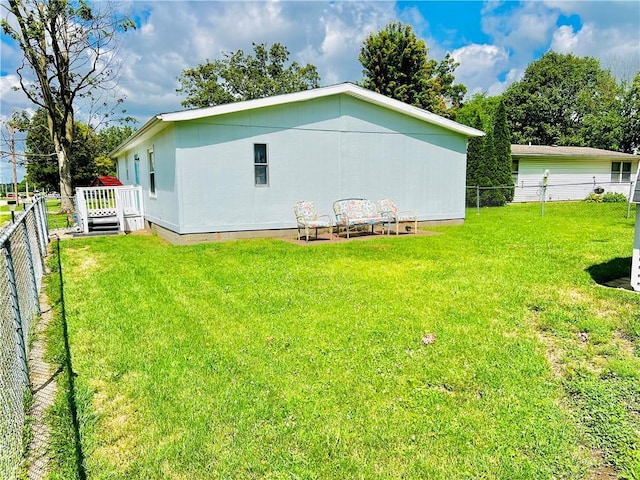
[75,186,145,234]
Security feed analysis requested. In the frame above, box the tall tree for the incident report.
[492,99,514,202]
[359,22,466,118]
[1,0,134,211]
[502,51,623,150]
[464,110,510,207]
[620,72,640,154]
[92,124,137,176]
[454,93,500,133]
[177,43,320,108]
[25,108,104,191]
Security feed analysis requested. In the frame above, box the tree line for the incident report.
[3,1,639,211]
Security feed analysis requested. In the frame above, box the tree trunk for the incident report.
[57,147,74,213]
[49,107,75,213]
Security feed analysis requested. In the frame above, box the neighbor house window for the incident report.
[511,159,519,185]
[611,161,632,183]
[148,147,156,196]
[254,143,268,186]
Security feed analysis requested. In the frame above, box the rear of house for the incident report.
[111,83,483,242]
[511,145,638,202]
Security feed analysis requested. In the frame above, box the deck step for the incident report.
[88,215,119,232]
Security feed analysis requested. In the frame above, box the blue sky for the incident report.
[1,1,639,182]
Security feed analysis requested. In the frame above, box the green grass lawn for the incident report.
[45,202,640,479]
[0,198,69,229]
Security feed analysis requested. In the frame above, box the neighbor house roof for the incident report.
[91,175,123,187]
[110,83,484,157]
[511,145,637,159]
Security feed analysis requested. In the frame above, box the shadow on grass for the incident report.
[586,257,633,289]
[55,237,87,480]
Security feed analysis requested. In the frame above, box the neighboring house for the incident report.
[511,145,639,203]
[110,82,484,243]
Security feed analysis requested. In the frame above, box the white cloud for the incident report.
[550,21,640,82]
[481,2,560,55]
[0,75,32,113]
[550,24,583,52]
[1,0,638,126]
[111,0,398,115]
[451,44,510,96]
[487,68,524,96]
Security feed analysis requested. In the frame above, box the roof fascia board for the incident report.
[109,116,167,157]
[513,153,637,160]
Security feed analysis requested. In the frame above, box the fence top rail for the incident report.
[468,180,634,189]
[0,196,45,247]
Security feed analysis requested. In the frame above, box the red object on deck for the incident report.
[91,176,123,187]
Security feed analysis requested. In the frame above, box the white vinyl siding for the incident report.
[512,156,638,202]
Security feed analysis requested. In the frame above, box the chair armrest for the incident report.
[334,212,349,225]
[296,215,310,226]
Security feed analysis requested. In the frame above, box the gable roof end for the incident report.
[157,83,484,137]
[110,83,484,157]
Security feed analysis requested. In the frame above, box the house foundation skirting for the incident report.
[147,219,464,245]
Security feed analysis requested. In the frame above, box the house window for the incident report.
[254,143,268,186]
[148,147,156,196]
[611,161,632,183]
[511,159,519,185]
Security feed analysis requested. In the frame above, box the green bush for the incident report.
[584,192,603,203]
[602,192,628,203]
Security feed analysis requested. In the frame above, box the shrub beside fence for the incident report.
[0,197,49,479]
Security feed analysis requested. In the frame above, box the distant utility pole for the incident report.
[10,123,19,205]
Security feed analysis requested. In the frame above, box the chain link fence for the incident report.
[1,197,49,479]
[467,181,635,217]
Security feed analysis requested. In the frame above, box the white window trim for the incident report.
[611,161,632,183]
[148,147,156,198]
[254,143,269,187]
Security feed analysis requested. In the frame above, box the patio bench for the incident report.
[333,198,389,238]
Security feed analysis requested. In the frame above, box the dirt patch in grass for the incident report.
[536,331,566,378]
[587,450,618,479]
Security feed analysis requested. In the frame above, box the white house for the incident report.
[511,145,639,203]
[110,83,484,243]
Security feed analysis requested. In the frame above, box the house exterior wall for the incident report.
[171,94,468,234]
[512,156,638,202]
[115,127,179,230]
